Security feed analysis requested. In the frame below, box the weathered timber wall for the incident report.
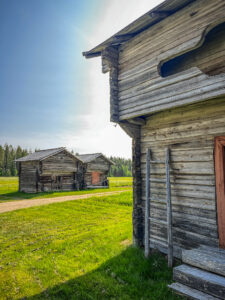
[138,98,225,258]
[19,161,39,193]
[19,151,84,193]
[86,157,110,172]
[117,0,225,120]
[84,157,110,186]
[120,122,143,247]
[42,151,78,175]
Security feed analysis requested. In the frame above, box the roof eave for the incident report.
[83,0,196,58]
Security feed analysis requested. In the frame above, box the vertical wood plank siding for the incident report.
[117,0,225,120]
[140,99,225,257]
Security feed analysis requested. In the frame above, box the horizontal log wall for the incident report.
[42,151,78,174]
[20,161,39,193]
[140,98,225,258]
[19,151,84,193]
[117,0,225,120]
[38,174,76,192]
[87,157,110,172]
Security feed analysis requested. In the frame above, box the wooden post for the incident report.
[215,136,225,249]
[145,148,151,258]
[166,148,173,267]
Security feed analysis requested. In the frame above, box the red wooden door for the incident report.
[92,172,100,185]
[215,136,225,248]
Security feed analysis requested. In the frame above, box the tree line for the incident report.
[108,156,132,177]
[0,144,29,176]
[0,144,132,177]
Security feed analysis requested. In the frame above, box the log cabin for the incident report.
[83,0,225,298]
[15,147,84,193]
[77,153,113,188]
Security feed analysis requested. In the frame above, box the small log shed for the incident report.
[83,0,225,297]
[77,153,114,188]
[15,147,84,193]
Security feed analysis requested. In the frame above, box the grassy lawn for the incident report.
[0,191,179,300]
[0,177,132,202]
[108,177,132,187]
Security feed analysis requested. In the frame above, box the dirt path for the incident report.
[0,191,126,214]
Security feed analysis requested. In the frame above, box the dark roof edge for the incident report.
[83,0,195,58]
[15,147,83,163]
[40,148,83,163]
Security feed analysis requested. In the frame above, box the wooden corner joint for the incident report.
[101,46,119,74]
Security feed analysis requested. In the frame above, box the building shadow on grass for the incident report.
[0,191,55,201]
[21,247,180,300]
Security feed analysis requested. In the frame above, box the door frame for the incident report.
[215,136,225,248]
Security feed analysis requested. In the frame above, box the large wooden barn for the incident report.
[84,0,225,298]
[77,153,113,188]
[15,147,84,193]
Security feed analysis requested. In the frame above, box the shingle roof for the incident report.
[77,153,114,165]
[15,147,81,162]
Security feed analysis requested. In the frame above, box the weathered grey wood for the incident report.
[149,160,164,164]
[168,282,220,300]
[150,178,166,183]
[166,148,173,267]
[150,221,218,250]
[173,264,225,299]
[182,247,225,277]
[84,0,225,121]
[128,117,146,126]
[17,149,112,193]
[83,0,225,271]
[101,46,119,122]
[144,148,151,258]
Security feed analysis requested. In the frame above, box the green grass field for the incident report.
[0,177,132,202]
[0,191,179,300]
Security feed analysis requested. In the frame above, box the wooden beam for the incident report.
[215,136,225,249]
[149,10,172,18]
[101,46,120,122]
[112,33,136,44]
[145,148,151,258]
[128,117,146,126]
[119,121,140,139]
[166,148,173,267]
[82,51,101,59]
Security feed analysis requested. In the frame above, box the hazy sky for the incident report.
[0,0,164,158]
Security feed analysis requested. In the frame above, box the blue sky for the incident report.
[0,0,163,158]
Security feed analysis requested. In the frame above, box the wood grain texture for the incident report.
[182,247,225,277]
[137,99,225,255]
[102,46,119,122]
[144,148,150,258]
[168,282,220,300]
[173,264,225,299]
[117,0,225,120]
[166,148,173,267]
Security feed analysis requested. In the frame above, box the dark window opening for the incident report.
[160,22,225,77]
